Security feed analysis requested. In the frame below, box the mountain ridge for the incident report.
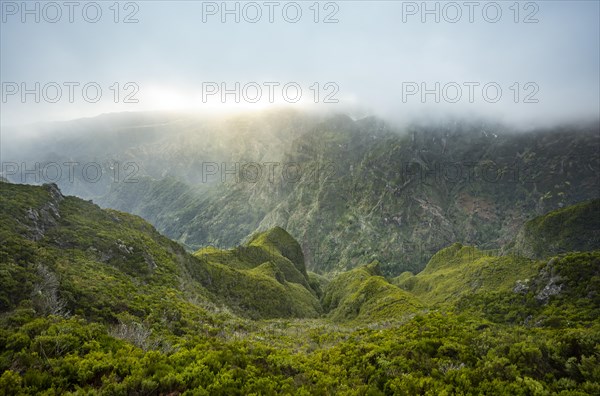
[76,114,600,276]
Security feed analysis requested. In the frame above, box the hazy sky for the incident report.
[1,0,599,128]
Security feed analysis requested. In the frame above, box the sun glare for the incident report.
[142,84,325,115]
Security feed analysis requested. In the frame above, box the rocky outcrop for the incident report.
[534,259,563,304]
[23,183,64,241]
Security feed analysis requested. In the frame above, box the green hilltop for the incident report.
[191,226,321,319]
[393,244,538,306]
[321,261,422,323]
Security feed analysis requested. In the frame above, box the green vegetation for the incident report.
[1,181,599,394]
[394,244,538,306]
[2,310,599,395]
[322,261,422,323]
[12,112,597,277]
[515,199,600,259]
[191,227,321,319]
[456,251,600,327]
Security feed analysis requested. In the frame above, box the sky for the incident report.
[1,0,599,129]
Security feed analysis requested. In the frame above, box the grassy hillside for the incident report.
[1,182,599,394]
[0,181,318,327]
[456,250,600,327]
[0,182,221,333]
[394,244,538,306]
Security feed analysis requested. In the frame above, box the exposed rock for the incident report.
[86,246,114,263]
[534,258,563,303]
[535,280,563,303]
[116,239,134,254]
[513,279,530,294]
[43,183,64,203]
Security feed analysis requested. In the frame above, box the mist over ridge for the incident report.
[2,107,598,276]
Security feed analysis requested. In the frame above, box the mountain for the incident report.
[1,181,599,394]
[4,113,598,277]
[86,114,600,276]
[393,243,537,305]
[0,180,218,335]
[1,110,324,197]
[393,200,600,327]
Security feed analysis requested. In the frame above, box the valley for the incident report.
[0,179,598,394]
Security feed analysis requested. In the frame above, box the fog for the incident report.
[1,1,599,131]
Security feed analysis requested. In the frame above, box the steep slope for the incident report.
[457,250,600,327]
[514,199,600,259]
[255,119,600,275]
[1,110,324,197]
[393,200,600,327]
[0,181,228,342]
